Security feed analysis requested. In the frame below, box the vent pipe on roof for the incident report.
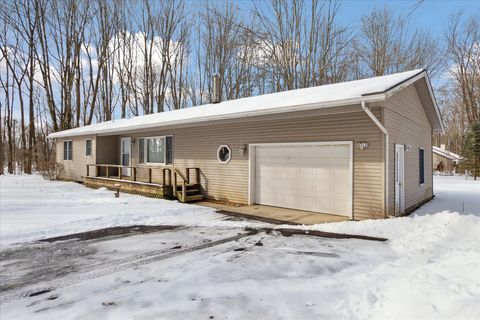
[212,74,221,104]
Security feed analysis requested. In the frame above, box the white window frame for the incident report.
[217,144,232,164]
[64,140,73,161]
[138,135,173,166]
[419,147,425,186]
[85,139,92,157]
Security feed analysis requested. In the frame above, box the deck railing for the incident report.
[86,164,174,186]
[86,165,200,202]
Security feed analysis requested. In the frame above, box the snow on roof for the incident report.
[433,146,463,161]
[48,69,425,138]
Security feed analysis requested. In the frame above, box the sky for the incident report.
[224,0,480,38]
[338,0,480,37]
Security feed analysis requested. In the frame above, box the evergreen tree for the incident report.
[462,122,480,179]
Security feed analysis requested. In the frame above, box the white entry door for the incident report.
[395,144,405,215]
[253,142,352,217]
[121,137,131,176]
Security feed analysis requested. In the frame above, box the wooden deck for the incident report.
[85,164,203,202]
[84,176,172,198]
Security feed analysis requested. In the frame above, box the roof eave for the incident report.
[47,94,386,139]
[382,70,444,132]
[423,73,445,132]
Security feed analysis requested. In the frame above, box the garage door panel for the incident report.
[315,198,333,211]
[299,170,316,180]
[329,145,350,157]
[284,193,298,207]
[315,171,333,181]
[332,157,350,166]
[283,167,297,178]
[333,170,350,182]
[254,143,352,217]
[311,158,330,167]
[299,196,315,210]
[334,181,349,192]
[302,181,321,191]
[314,181,331,192]
[334,200,350,215]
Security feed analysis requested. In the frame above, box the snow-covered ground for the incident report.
[0,175,265,246]
[1,174,479,319]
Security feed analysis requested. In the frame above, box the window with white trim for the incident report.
[63,140,73,160]
[419,148,425,185]
[85,139,92,157]
[138,136,173,165]
[217,145,231,164]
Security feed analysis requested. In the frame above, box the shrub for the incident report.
[38,158,64,181]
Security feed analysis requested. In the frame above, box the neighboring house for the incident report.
[48,69,443,220]
[433,145,462,173]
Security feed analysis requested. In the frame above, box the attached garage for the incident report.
[249,142,353,217]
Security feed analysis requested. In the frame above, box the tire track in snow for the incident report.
[0,230,257,303]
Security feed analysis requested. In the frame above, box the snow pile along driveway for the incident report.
[312,212,480,319]
[306,175,480,319]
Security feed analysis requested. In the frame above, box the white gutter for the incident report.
[47,94,386,139]
[361,101,389,218]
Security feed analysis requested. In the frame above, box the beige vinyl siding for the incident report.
[117,109,385,219]
[56,135,96,181]
[384,84,433,214]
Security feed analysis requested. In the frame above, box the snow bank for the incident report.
[323,212,480,319]
[0,174,266,246]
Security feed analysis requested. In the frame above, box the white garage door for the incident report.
[254,143,352,216]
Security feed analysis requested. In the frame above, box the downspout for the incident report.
[361,101,389,218]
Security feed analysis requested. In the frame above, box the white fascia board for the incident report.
[385,71,444,132]
[423,73,445,132]
[48,94,386,139]
[384,71,426,98]
[433,148,461,160]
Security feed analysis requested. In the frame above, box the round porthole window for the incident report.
[217,145,232,164]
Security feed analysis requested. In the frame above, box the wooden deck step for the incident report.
[184,194,204,202]
[176,192,203,203]
[175,184,199,189]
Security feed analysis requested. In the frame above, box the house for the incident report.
[433,145,462,173]
[48,69,443,220]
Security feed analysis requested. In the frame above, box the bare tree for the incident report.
[35,0,92,130]
[434,84,470,154]
[115,26,138,117]
[34,0,58,131]
[5,0,39,173]
[194,1,259,103]
[353,6,443,78]
[445,13,480,177]
[251,0,352,93]
[446,14,480,126]
[0,25,15,174]
[0,19,28,173]
[82,0,120,123]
